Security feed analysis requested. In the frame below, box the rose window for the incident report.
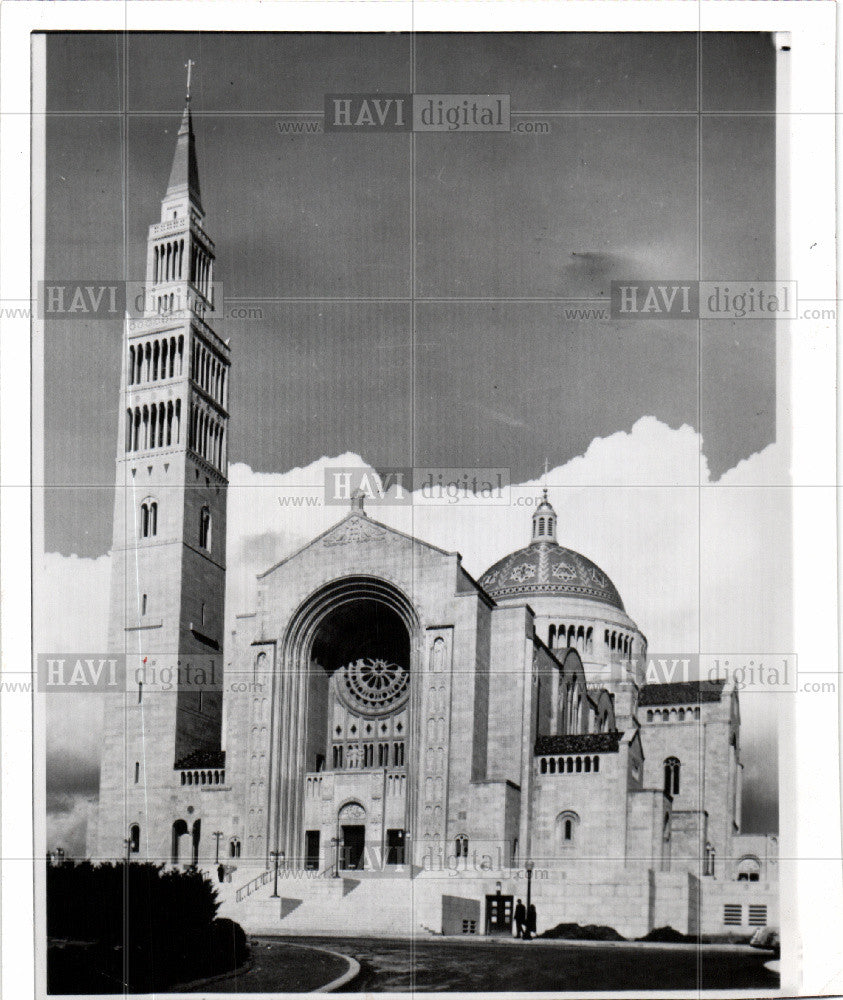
[339,657,410,714]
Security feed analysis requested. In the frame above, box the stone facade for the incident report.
[92,103,778,939]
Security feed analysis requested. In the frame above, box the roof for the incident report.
[638,679,726,707]
[175,749,226,770]
[478,540,625,610]
[166,105,203,211]
[534,732,622,755]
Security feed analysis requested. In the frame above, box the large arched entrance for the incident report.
[271,577,420,870]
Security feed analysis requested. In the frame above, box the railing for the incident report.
[178,767,225,787]
[536,754,601,776]
[235,868,273,902]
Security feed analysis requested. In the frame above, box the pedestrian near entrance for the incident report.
[527,902,537,940]
[514,898,526,939]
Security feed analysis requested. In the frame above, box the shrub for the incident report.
[47,861,246,992]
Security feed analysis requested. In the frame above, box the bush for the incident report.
[47,861,247,992]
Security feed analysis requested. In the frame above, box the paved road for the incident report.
[185,942,350,993]
[203,935,778,993]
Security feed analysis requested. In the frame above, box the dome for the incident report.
[479,540,625,610]
[478,490,625,610]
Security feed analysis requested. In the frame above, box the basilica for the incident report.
[92,96,778,939]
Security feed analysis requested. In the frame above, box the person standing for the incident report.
[514,898,526,939]
[527,902,537,941]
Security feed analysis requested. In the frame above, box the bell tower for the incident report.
[96,70,231,861]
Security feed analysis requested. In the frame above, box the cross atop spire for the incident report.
[185,59,195,103]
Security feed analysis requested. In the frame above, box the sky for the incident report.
[39,32,783,854]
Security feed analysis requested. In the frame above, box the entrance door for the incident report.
[386,829,406,865]
[341,824,365,870]
[485,894,514,935]
[305,830,320,871]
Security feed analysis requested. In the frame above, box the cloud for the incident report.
[38,418,786,838]
[46,795,96,859]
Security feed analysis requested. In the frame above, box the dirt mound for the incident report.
[637,926,688,943]
[539,922,626,941]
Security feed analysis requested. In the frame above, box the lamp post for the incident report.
[270,850,282,897]
[123,839,132,867]
[213,831,223,864]
[330,837,340,877]
[525,859,535,940]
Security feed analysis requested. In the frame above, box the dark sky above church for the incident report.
[44,32,775,558]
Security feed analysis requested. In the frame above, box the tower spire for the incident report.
[164,63,202,216]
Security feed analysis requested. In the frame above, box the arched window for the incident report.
[129,824,140,854]
[664,757,680,797]
[134,761,140,784]
[199,506,211,550]
[647,710,653,722]
[556,811,579,848]
[549,757,556,774]
[455,834,469,858]
[538,517,546,536]
[737,855,761,882]
[229,837,241,859]
[704,843,716,876]
[540,758,547,774]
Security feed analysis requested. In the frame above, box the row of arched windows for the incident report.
[331,741,405,770]
[605,629,634,656]
[128,335,184,385]
[179,768,225,785]
[559,682,584,735]
[153,239,186,284]
[539,754,601,774]
[190,243,214,299]
[152,239,213,301]
[549,623,594,654]
[126,399,182,452]
[140,500,158,538]
[189,404,226,470]
[191,339,227,407]
[647,707,701,723]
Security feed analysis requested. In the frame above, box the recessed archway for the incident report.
[271,576,421,868]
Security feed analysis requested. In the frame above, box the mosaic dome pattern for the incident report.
[479,542,625,611]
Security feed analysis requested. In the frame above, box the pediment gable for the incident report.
[257,512,453,580]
